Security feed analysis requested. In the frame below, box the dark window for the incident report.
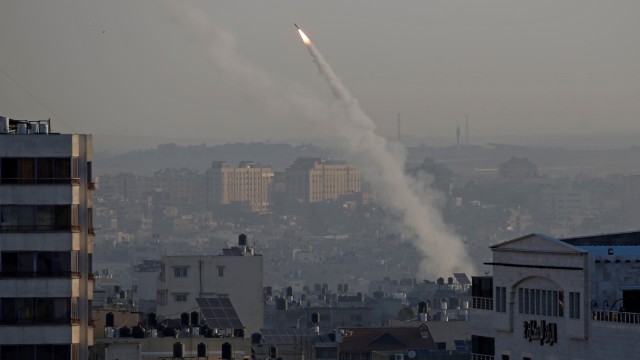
[0,205,76,232]
[495,286,507,313]
[218,266,225,277]
[0,345,71,360]
[174,267,188,278]
[569,292,580,319]
[471,335,495,356]
[502,355,510,360]
[1,251,75,277]
[0,298,72,325]
[0,157,76,184]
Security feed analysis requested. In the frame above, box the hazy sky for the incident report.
[1,1,639,150]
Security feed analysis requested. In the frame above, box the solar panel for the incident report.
[197,296,244,330]
[260,328,310,344]
[453,273,471,285]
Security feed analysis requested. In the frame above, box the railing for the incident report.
[0,271,81,279]
[472,297,494,310]
[0,225,80,233]
[0,178,80,185]
[471,354,495,360]
[592,310,640,325]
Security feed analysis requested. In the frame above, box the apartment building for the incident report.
[284,158,361,203]
[208,161,274,214]
[0,117,94,359]
[156,234,263,334]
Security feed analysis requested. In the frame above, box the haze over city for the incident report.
[1,1,639,153]
[6,1,640,359]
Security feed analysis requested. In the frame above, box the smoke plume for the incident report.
[167,2,475,277]
[300,38,475,276]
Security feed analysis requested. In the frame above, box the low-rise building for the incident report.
[471,231,640,359]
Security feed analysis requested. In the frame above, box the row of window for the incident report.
[0,158,80,184]
[0,344,78,360]
[0,205,79,232]
[0,251,78,277]
[518,288,566,318]
[173,266,225,278]
[0,297,79,325]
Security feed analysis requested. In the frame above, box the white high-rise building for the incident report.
[0,117,94,359]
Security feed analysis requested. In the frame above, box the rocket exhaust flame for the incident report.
[298,29,311,45]
[296,26,475,277]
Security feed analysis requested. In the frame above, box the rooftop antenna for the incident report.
[465,114,469,146]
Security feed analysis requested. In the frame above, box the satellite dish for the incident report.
[407,350,417,359]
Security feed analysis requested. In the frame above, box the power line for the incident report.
[0,64,75,133]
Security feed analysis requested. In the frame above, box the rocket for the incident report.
[294,23,300,29]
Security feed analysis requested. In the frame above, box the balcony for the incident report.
[0,271,80,279]
[0,225,81,233]
[472,297,494,310]
[592,310,640,325]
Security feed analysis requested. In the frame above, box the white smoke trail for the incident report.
[166,2,475,277]
[301,36,475,276]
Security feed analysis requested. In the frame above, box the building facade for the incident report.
[156,235,264,334]
[0,117,94,359]
[284,158,361,204]
[209,161,274,213]
[471,232,640,359]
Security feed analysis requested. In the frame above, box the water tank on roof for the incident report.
[106,312,115,327]
[38,121,49,134]
[448,277,454,285]
[119,326,131,338]
[286,286,293,297]
[17,122,27,134]
[181,312,190,327]
[239,234,247,246]
[0,116,8,133]
[197,343,207,357]
[173,342,184,358]
[221,342,233,360]
[251,332,263,344]
[191,311,199,326]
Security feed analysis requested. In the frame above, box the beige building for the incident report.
[0,117,94,359]
[156,235,264,334]
[285,158,361,203]
[209,161,274,213]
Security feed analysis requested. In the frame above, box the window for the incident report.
[0,298,72,324]
[0,205,76,232]
[518,287,564,317]
[218,266,225,277]
[0,344,71,360]
[1,251,76,277]
[501,355,510,360]
[495,286,507,312]
[569,292,580,319]
[174,266,188,278]
[0,157,76,184]
[174,293,188,302]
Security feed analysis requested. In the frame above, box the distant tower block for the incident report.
[465,114,469,146]
[456,126,461,151]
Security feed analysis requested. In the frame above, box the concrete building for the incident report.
[285,158,361,204]
[156,234,263,334]
[0,117,94,359]
[471,231,640,359]
[209,161,274,214]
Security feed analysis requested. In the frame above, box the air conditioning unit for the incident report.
[394,354,404,360]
